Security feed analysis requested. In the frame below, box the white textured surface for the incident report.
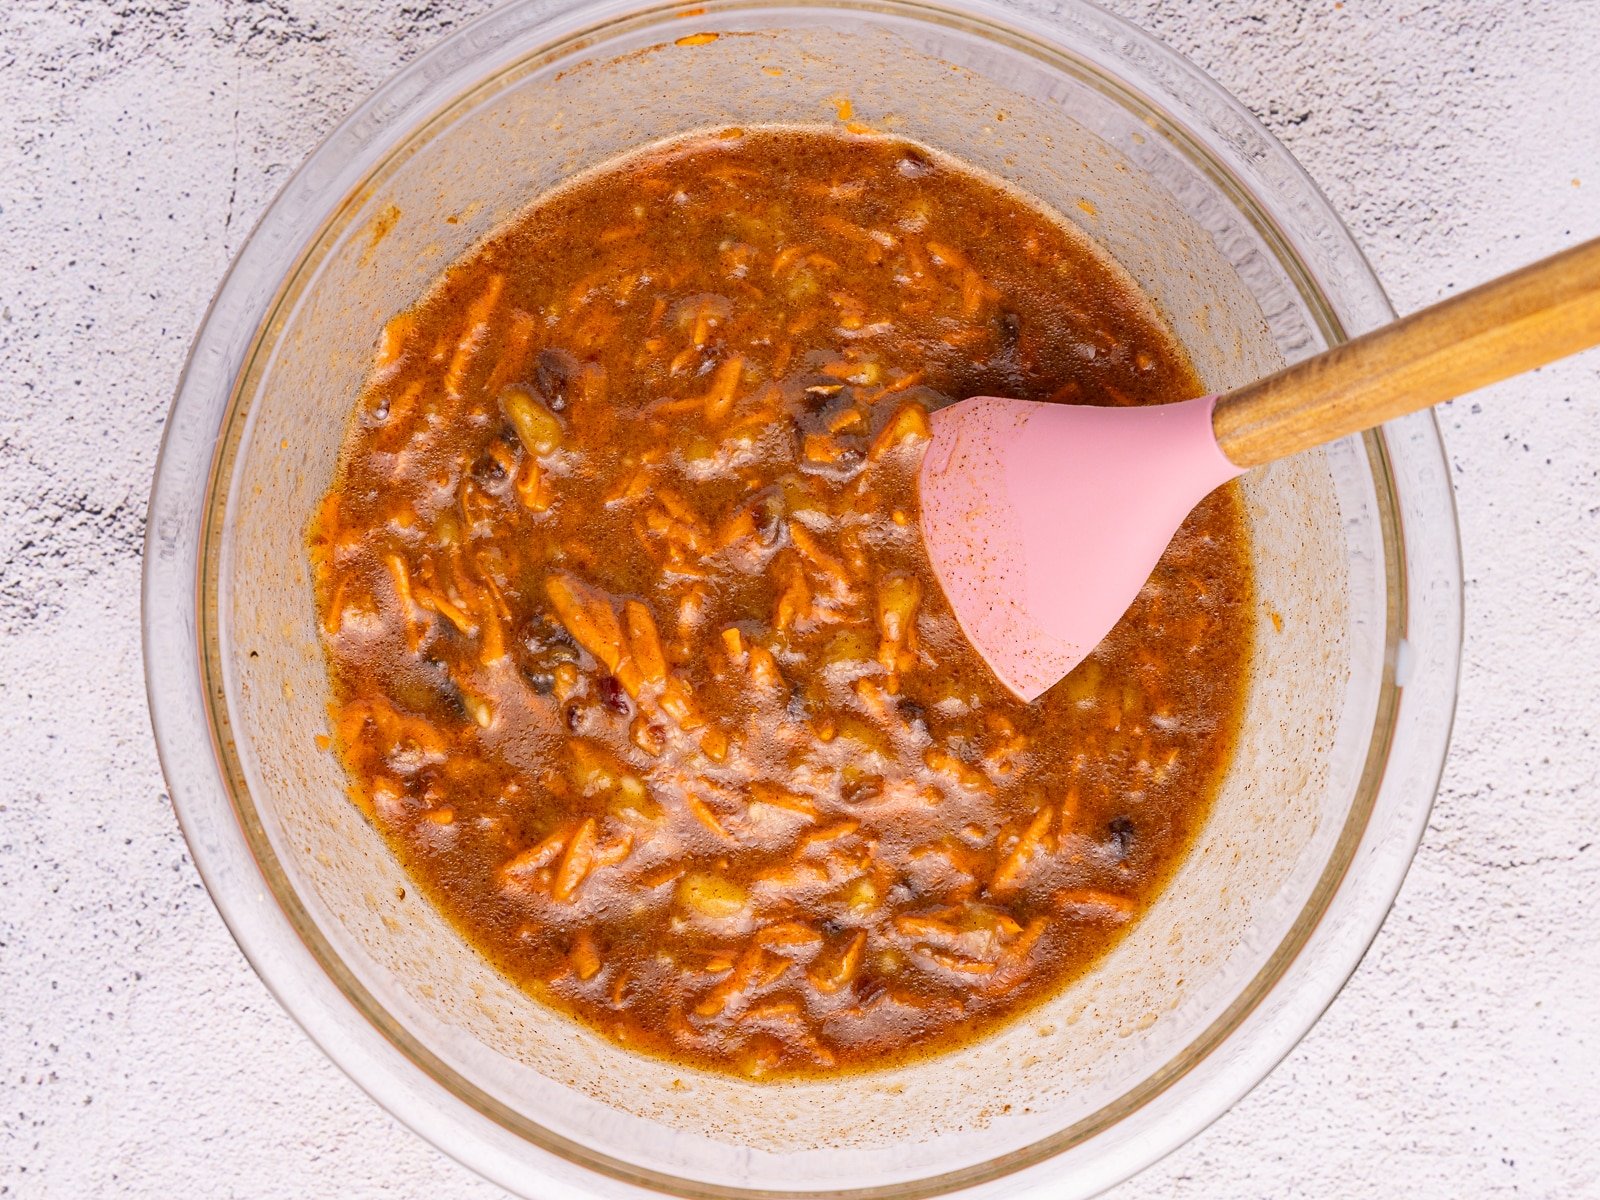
[2,1,1597,1196]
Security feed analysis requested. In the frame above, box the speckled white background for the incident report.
[2,1,1597,1196]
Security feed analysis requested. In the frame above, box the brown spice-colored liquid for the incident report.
[309,127,1253,1078]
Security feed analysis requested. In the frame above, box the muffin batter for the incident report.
[309,127,1253,1077]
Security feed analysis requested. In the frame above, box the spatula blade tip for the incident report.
[918,393,1239,704]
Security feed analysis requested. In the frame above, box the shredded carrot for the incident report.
[552,818,599,901]
[545,573,625,672]
[686,793,731,839]
[443,274,505,399]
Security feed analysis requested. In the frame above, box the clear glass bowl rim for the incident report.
[142,1,1464,1197]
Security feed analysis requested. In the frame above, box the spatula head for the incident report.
[917,394,1242,702]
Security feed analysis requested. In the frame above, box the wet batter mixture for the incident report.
[309,126,1253,1078]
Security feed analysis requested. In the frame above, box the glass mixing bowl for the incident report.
[143,1,1461,1195]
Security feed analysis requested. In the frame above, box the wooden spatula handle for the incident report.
[1212,235,1600,468]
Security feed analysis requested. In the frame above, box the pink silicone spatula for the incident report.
[920,235,1600,701]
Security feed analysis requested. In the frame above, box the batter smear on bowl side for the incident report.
[308,126,1253,1078]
